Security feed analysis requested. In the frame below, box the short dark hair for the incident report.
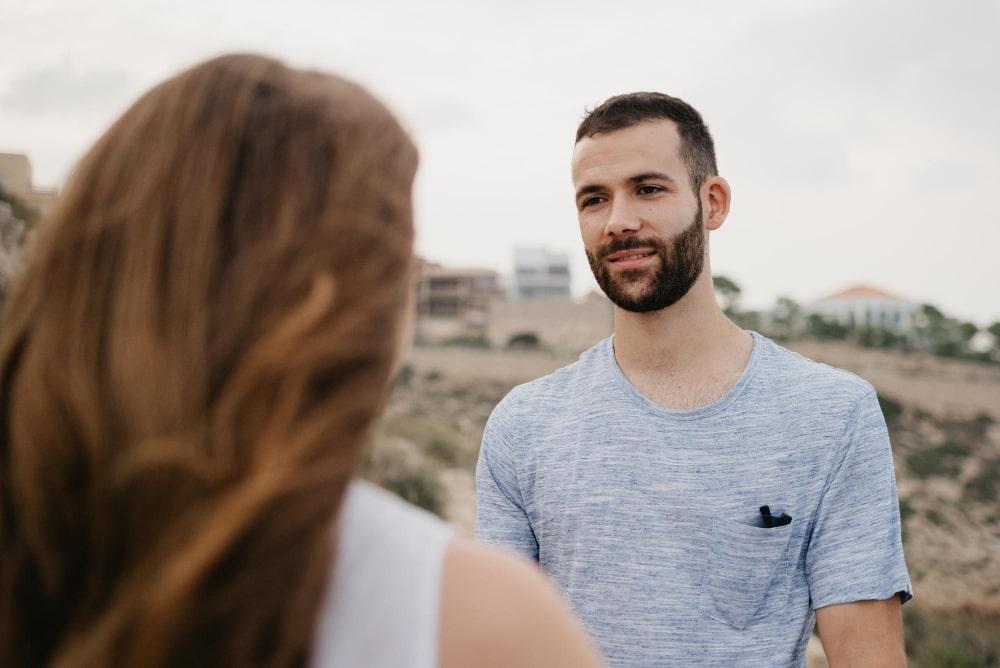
[575,92,718,194]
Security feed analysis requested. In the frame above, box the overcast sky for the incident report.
[2,0,997,324]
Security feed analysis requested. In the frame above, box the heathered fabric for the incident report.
[476,332,912,667]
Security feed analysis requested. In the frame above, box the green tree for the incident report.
[712,275,742,315]
[771,296,803,338]
[914,303,971,358]
[959,322,978,343]
[921,303,946,324]
[807,314,849,340]
[506,331,540,349]
[989,321,1000,360]
[0,185,40,228]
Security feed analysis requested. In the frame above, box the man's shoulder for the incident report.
[754,333,876,406]
[488,338,610,428]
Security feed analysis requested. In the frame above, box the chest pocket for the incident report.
[700,516,793,629]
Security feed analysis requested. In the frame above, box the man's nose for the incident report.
[604,197,642,237]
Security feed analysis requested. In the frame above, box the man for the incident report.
[475,92,911,667]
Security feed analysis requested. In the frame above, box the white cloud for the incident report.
[1,64,134,114]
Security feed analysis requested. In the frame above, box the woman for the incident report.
[0,54,601,667]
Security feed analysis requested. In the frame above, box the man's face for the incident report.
[572,120,706,313]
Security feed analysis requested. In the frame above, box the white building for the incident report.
[512,247,571,300]
[413,261,504,343]
[416,264,503,319]
[808,285,920,333]
[0,153,59,217]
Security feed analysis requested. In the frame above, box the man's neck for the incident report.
[611,277,754,409]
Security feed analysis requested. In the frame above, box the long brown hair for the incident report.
[0,54,417,666]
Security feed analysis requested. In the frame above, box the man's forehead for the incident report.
[571,120,684,182]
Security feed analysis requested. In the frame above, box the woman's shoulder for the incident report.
[439,539,604,668]
[315,482,602,668]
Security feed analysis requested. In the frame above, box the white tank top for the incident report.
[311,481,454,668]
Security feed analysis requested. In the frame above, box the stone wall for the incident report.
[486,297,614,354]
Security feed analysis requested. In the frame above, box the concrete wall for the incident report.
[0,153,59,217]
[0,153,31,194]
[487,297,614,354]
[18,189,58,218]
[414,314,485,344]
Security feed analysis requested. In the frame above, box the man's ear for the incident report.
[702,176,731,231]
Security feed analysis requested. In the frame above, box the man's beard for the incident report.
[586,201,705,313]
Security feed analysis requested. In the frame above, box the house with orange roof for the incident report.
[808,285,921,333]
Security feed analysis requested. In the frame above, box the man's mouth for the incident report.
[605,248,657,268]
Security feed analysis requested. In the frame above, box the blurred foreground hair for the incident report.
[0,53,416,666]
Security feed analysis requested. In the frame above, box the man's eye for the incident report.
[581,196,605,209]
[637,185,663,195]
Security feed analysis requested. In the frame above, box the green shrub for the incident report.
[906,441,972,479]
[362,438,447,517]
[426,437,462,467]
[933,340,964,358]
[0,188,40,227]
[973,412,996,426]
[964,458,1000,503]
[968,412,995,439]
[899,497,916,525]
[442,335,491,349]
[878,393,904,423]
[858,326,903,349]
[378,467,445,516]
[924,508,946,526]
[507,331,541,349]
[923,646,989,668]
[392,364,414,388]
[898,497,916,542]
[938,413,995,441]
[807,314,849,340]
[904,606,1000,668]
[381,414,474,469]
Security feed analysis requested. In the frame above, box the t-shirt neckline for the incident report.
[605,330,764,420]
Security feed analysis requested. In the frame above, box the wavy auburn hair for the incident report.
[0,54,417,666]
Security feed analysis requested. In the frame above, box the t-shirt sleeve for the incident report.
[805,386,913,609]
[475,405,539,561]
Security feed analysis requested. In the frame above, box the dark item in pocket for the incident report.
[759,504,792,528]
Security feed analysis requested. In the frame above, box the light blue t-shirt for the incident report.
[475,332,912,667]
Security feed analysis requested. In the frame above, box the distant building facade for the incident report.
[0,153,59,217]
[808,285,920,333]
[512,247,571,300]
[415,261,504,342]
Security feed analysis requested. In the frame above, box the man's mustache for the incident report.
[596,236,664,261]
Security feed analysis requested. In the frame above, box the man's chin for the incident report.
[612,298,664,314]
[603,285,659,312]
[604,275,654,299]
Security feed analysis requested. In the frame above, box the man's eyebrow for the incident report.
[629,171,676,185]
[574,183,604,201]
[575,171,678,201]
